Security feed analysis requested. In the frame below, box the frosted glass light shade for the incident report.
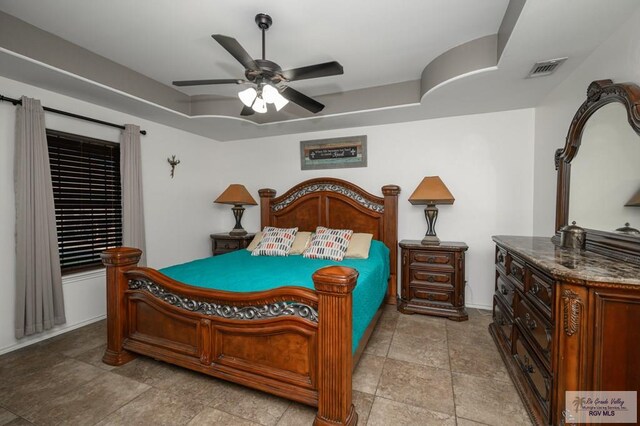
[262,84,279,103]
[238,87,257,107]
[252,96,267,113]
[262,84,289,111]
[272,92,289,111]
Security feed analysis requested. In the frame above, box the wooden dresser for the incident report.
[490,236,640,426]
[398,240,468,321]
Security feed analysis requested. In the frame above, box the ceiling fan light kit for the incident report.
[172,13,343,116]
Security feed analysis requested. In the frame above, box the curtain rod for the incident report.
[0,94,147,135]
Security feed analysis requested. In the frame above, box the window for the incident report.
[47,130,122,273]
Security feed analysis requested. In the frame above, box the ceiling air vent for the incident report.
[526,58,567,78]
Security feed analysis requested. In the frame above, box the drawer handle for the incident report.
[500,285,509,296]
[524,313,537,331]
[426,294,436,301]
[510,265,523,280]
[530,283,540,295]
[523,355,535,374]
[427,276,435,282]
[495,313,506,326]
[427,257,436,263]
[497,252,504,263]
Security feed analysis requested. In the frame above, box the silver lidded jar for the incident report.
[560,221,586,250]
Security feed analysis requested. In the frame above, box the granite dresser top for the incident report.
[493,236,640,287]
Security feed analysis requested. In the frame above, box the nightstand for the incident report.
[210,232,256,256]
[398,240,468,321]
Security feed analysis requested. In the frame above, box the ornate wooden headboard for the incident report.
[258,177,400,303]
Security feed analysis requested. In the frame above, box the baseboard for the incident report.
[0,314,106,356]
[466,302,492,311]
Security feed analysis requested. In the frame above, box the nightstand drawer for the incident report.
[409,285,453,305]
[409,269,453,289]
[210,233,255,256]
[410,251,454,270]
[215,239,241,251]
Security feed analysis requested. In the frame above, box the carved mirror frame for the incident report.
[555,79,640,264]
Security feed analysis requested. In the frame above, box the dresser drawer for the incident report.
[409,285,453,305]
[515,297,553,368]
[513,328,551,421]
[496,272,515,309]
[526,268,554,320]
[507,255,526,291]
[409,269,453,289]
[410,251,454,270]
[495,246,507,273]
[492,296,513,347]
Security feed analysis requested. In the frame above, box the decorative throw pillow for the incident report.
[252,227,298,256]
[345,233,374,259]
[246,232,263,252]
[303,227,353,261]
[289,231,313,255]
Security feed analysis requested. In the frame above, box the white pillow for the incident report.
[252,227,298,256]
[345,233,373,259]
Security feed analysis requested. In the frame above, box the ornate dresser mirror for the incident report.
[555,79,640,264]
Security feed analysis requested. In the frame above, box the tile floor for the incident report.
[0,307,532,426]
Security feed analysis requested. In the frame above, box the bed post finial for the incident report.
[259,188,276,229]
[101,247,141,366]
[313,266,359,426]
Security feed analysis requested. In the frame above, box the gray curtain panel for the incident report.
[120,124,147,266]
[14,96,66,339]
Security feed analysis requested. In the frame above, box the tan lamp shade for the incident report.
[408,176,455,205]
[214,184,257,206]
[625,189,640,207]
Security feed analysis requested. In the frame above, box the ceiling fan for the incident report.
[172,13,344,116]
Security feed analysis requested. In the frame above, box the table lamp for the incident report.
[408,176,455,245]
[625,189,640,207]
[214,184,257,235]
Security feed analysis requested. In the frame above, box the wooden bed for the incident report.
[101,177,399,426]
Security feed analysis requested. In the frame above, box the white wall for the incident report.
[533,7,640,236]
[214,109,536,309]
[0,76,222,353]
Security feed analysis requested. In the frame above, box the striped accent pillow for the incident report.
[303,227,353,261]
[252,226,298,256]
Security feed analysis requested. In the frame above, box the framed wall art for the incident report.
[300,135,367,170]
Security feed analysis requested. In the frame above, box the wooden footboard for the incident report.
[101,247,358,426]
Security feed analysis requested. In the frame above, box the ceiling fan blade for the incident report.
[280,61,344,82]
[240,105,255,116]
[212,34,260,71]
[280,86,325,113]
[172,79,245,87]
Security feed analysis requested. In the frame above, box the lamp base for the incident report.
[229,205,247,236]
[421,235,441,245]
[422,204,440,245]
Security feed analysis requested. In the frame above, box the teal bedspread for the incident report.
[160,240,390,353]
